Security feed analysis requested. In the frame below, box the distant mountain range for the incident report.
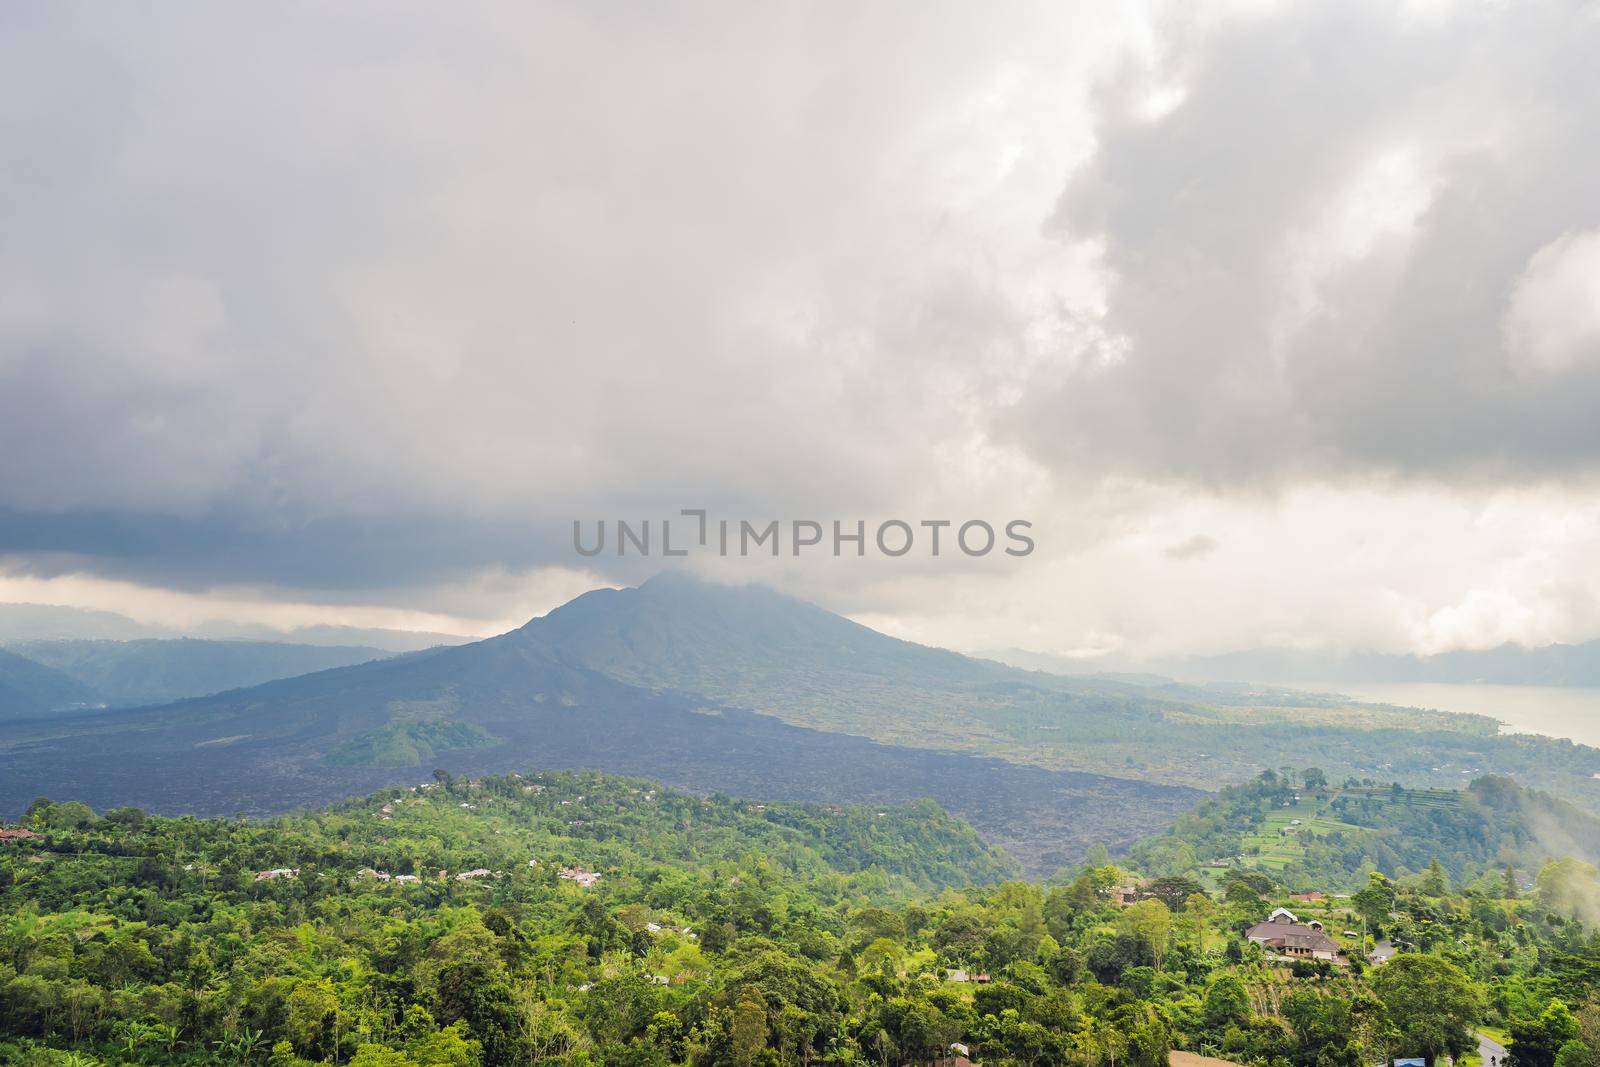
[983,640,1600,687]
[7,638,396,709]
[0,647,101,716]
[0,601,471,651]
[5,575,1600,873]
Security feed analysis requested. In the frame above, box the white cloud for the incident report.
[1504,227,1600,375]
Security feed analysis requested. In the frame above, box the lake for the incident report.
[1286,681,1600,749]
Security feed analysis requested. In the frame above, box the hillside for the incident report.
[10,637,394,707]
[1129,772,1600,891]
[0,647,101,718]
[7,767,1020,895]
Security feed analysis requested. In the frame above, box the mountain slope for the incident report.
[515,577,1600,809]
[0,616,1201,873]
[0,647,102,717]
[518,574,1229,756]
[12,638,394,707]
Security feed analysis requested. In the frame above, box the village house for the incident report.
[254,867,299,881]
[559,866,602,887]
[455,868,492,881]
[1244,907,1342,962]
[946,969,992,983]
[0,828,41,842]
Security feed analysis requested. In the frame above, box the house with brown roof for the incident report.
[1245,908,1342,962]
[0,828,41,842]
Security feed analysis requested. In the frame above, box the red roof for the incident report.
[0,828,41,841]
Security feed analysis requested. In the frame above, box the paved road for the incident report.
[1477,1030,1508,1067]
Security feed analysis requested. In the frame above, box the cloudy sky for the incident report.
[3,0,1600,659]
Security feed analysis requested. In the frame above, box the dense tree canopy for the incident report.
[0,769,1597,1066]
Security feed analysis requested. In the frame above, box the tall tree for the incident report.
[1371,955,1483,1066]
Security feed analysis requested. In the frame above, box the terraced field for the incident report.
[1217,784,1469,880]
[1239,794,1363,870]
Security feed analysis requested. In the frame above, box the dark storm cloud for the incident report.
[0,1,1133,600]
[0,508,583,593]
[5,0,1600,631]
[1014,2,1600,487]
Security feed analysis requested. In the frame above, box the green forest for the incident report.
[3,769,1600,1067]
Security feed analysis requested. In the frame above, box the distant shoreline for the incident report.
[1283,680,1600,749]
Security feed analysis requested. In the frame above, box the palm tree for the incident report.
[117,1018,159,1062]
[155,1021,183,1057]
[214,1028,266,1065]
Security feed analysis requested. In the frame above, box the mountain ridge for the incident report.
[10,637,397,707]
[0,646,103,718]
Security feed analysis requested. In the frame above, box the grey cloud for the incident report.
[6,0,1600,625]
[1013,2,1600,488]
[2,2,1114,593]
[0,507,573,595]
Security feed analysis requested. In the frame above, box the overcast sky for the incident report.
[4,1,1600,658]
